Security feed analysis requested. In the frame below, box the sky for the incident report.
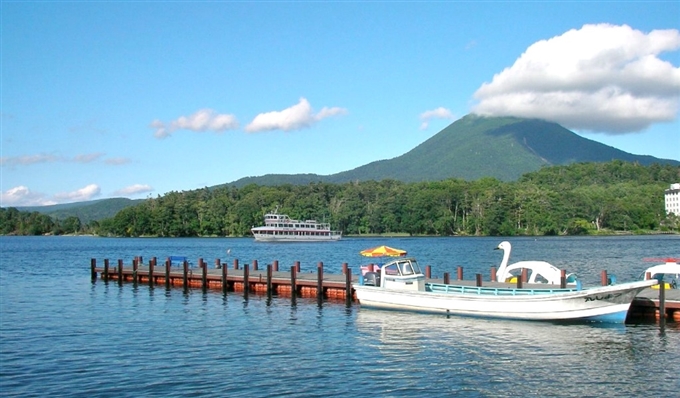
[1,1,679,207]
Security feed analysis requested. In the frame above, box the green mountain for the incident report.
[229,114,679,186]
[15,197,144,223]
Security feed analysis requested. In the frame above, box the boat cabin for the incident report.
[640,260,680,289]
[361,257,426,292]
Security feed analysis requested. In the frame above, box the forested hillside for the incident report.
[4,161,675,237]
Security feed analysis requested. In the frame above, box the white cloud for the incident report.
[53,184,101,202]
[245,98,347,133]
[0,153,60,167]
[472,24,680,134]
[1,152,128,167]
[105,157,132,165]
[113,184,154,196]
[73,153,105,163]
[419,107,455,130]
[151,109,239,138]
[1,186,56,207]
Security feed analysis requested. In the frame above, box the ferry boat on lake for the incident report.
[251,208,342,242]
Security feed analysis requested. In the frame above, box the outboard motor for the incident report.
[363,272,381,287]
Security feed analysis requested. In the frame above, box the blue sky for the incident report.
[2,1,679,206]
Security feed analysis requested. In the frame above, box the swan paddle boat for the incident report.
[353,250,657,323]
[640,258,679,290]
[494,241,578,285]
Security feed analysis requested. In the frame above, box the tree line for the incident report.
[2,161,679,237]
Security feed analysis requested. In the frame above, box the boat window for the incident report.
[401,262,413,275]
[410,261,422,275]
[384,263,399,275]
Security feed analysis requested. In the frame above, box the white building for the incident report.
[666,183,680,216]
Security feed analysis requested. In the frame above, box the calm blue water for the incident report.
[1,235,679,397]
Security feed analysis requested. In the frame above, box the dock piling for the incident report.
[345,268,352,307]
[133,258,138,285]
[149,259,154,287]
[90,259,97,281]
[182,260,188,291]
[103,259,110,282]
[165,258,171,289]
[201,258,207,291]
[267,264,273,298]
[118,259,124,285]
[457,266,463,281]
[290,266,297,302]
[243,264,250,294]
[317,262,324,303]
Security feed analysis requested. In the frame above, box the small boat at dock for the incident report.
[640,258,679,290]
[354,256,658,323]
[251,207,341,242]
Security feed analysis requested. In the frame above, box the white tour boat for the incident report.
[251,208,342,242]
[353,256,657,323]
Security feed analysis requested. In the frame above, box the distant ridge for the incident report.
[14,197,144,223]
[228,114,679,187]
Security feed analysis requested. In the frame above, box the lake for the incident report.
[1,235,678,397]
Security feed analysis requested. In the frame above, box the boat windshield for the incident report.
[383,259,422,276]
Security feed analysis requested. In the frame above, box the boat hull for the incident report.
[252,233,341,242]
[353,280,657,323]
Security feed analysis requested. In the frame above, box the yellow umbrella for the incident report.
[360,245,407,257]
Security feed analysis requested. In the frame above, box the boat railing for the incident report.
[427,283,577,296]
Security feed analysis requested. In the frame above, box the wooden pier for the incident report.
[90,257,680,323]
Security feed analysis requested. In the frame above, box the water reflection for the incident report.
[354,309,679,396]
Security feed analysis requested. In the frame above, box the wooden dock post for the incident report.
[133,258,139,285]
[475,273,482,287]
[233,259,239,270]
[290,266,297,300]
[182,260,188,291]
[443,272,450,285]
[295,261,301,273]
[273,260,279,272]
[253,260,259,271]
[243,264,250,294]
[659,279,666,325]
[317,262,324,303]
[490,267,496,282]
[457,266,463,281]
[601,270,608,286]
[103,259,110,282]
[560,269,566,289]
[267,264,273,298]
[91,258,97,281]
[165,258,171,289]
[149,258,155,287]
[516,274,523,289]
[345,268,352,307]
[200,258,207,291]
[521,268,528,283]
[425,265,431,279]
[118,259,123,285]
[222,260,228,295]
[342,262,348,275]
